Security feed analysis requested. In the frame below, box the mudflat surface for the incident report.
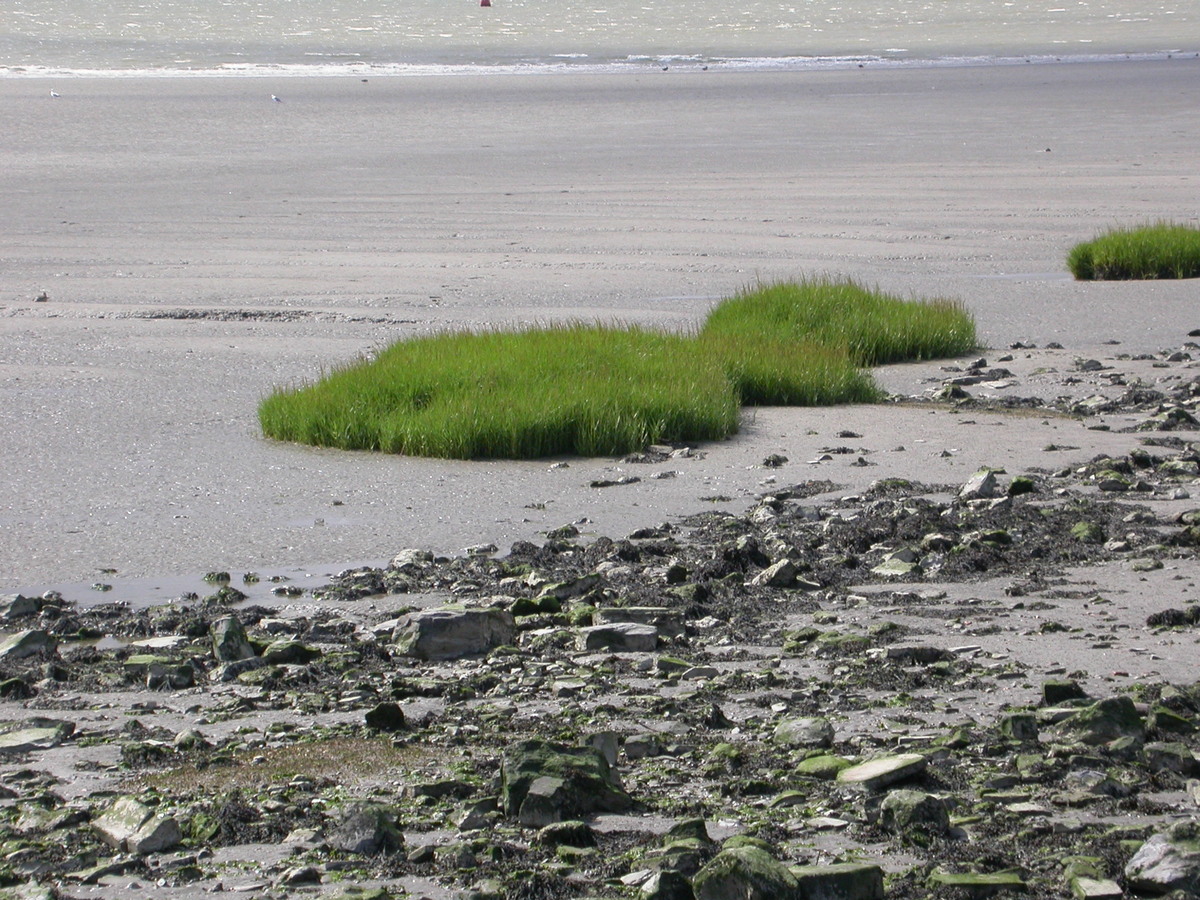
[2,59,1199,594]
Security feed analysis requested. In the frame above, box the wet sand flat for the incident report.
[2,59,1198,592]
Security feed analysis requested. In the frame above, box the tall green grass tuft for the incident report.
[259,324,739,460]
[700,278,977,366]
[260,277,977,460]
[698,333,881,406]
[1068,221,1200,280]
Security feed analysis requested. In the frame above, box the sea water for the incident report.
[1,0,1195,76]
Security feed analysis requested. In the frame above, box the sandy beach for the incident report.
[2,58,1199,597]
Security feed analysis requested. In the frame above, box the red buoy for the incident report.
[480,0,491,6]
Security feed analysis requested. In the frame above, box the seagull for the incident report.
[49,89,60,98]
[271,94,282,102]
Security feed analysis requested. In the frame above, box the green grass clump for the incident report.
[1068,221,1200,280]
[701,278,977,367]
[698,332,880,406]
[260,277,977,460]
[259,324,739,459]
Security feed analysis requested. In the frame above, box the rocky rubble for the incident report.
[2,346,1200,898]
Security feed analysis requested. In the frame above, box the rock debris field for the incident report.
[5,343,1200,900]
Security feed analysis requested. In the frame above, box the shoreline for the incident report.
[4,49,1196,80]
[4,58,1200,594]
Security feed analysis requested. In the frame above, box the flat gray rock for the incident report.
[836,754,927,792]
[392,607,516,660]
[577,622,658,653]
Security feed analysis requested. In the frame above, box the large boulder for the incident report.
[392,607,516,660]
[693,845,800,900]
[500,739,631,826]
[1125,820,1200,895]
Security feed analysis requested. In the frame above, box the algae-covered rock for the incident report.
[928,869,1027,897]
[1143,740,1200,776]
[0,883,57,900]
[535,819,596,848]
[642,869,697,900]
[209,615,255,662]
[1068,875,1122,899]
[796,754,852,780]
[1125,819,1200,895]
[93,796,182,855]
[261,639,321,664]
[1042,679,1089,706]
[500,738,631,826]
[1054,695,1144,746]
[791,862,885,900]
[1070,522,1105,544]
[880,789,950,840]
[693,845,800,900]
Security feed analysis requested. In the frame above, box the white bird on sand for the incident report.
[49,89,60,98]
[271,94,282,102]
